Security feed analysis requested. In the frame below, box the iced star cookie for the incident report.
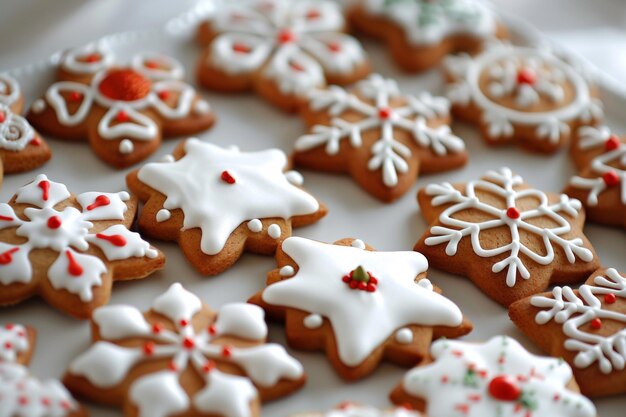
[347,0,507,73]
[27,44,215,168]
[0,175,164,318]
[294,74,467,202]
[563,126,626,228]
[415,167,599,306]
[510,267,626,397]
[0,323,86,416]
[444,43,603,153]
[0,74,51,173]
[65,283,305,417]
[196,0,371,112]
[127,138,326,275]
[249,237,472,381]
[292,403,423,417]
[390,336,596,417]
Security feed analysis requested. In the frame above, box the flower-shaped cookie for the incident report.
[249,236,472,380]
[295,74,467,202]
[65,283,305,417]
[0,74,51,173]
[510,267,626,397]
[291,403,424,417]
[348,0,507,72]
[127,138,326,275]
[390,336,596,417]
[27,44,215,167]
[415,167,599,306]
[0,323,85,416]
[196,0,370,111]
[0,175,164,318]
[444,43,603,153]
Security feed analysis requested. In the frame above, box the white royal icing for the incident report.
[395,328,413,345]
[295,74,464,187]
[303,313,323,329]
[268,223,281,239]
[0,324,29,362]
[0,103,37,152]
[262,237,463,367]
[247,219,263,233]
[137,139,319,255]
[70,283,304,417]
[31,98,47,114]
[401,336,596,417]
[61,43,114,75]
[119,138,134,155]
[351,239,366,250]
[297,404,423,417]
[424,168,594,287]
[156,209,172,223]
[0,74,20,106]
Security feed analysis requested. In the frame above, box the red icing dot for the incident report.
[41,397,51,407]
[605,134,621,151]
[18,396,28,405]
[116,110,130,122]
[145,60,159,69]
[158,90,170,101]
[222,345,233,357]
[603,171,620,187]
[96,233,127,247]
[290,62,305,72]
[65,251,83,277]
[233,43,252,54]
[143,342,155,355]
[182,337,195,350]
[4,342,12,350]
[69,91,82,102]
[591,318,602,330]
[516,68,536,85]
[47,216,62,229]
[87,195,111,211]
[328,42,341,53]
[553,394,561,402]
[605,293,617,304]
[378,107,393,120]
[488,375,522,402]
[202,360,215,373]
[152,323,163,334]
[179,319,189,327]
[0,111,5,123]
[277,29,296,44]
[306,9,321,20]
[98,69,152,102]
[208,325,217,335]
[506,207,521,219]
[38,180,50,201]
[30,137,42,146]
[221,170,236,184]
[441,375,449,383]
[85,54,100,63]
[0,248,19,265]
[60,401,71,410]
[4,324,13,330]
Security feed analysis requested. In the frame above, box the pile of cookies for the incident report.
[0,0,624,416]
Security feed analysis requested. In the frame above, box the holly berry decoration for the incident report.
[343,265,378,292]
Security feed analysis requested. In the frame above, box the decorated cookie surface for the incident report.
[294,74,467,202]
[415,167,598,306]
[127,138,326,275]
[444,43,603,153]
[0,175,164,318]
[250,237,472,380]
[292,403,423,417]
[197,0,370,111]
[390,336,596,417]
[65,283,305,417]
[27,44,215,168]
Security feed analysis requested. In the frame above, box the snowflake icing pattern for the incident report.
[424,168,594,286]
[295,74,465,187]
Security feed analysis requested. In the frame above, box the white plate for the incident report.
[2,3,625,416]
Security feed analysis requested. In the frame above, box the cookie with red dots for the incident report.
[196,0,371,112]
[347,0,507,73]
[0,174,164,318]
[415,167,599,306]
[64,283,305,417]
[0,74,51,174]
[443,42,603,153]
[0,323,86,416]
[27,44,215,168]
[248,236,472,381]
[294,73,467,202]
[563,126,626,228]
[291,403,424,417]
[510,267,626,397]
[390,336,596,417]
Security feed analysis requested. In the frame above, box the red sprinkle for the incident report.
[306,9,321,20]
[506,207,521,220]
[290,62,305,72]
[604,293,617,304]
[179,319,189,327]
[38,180,50,201]
[0,111,5,123]
[277,29,296,44]
[516,68,536,85]
[85,54,100,63]
[66,251,83,277]
[96,233,127,247]
[143,342,155,355]
[378,107,393,120]
[152,323,163,334]
[0,215,13,222]
[590,318,602,330]
[222,345,233,357]
[203,360,215,373]
[233,43,252,54]
[328,42,341,53]
[18,396,28,405]
[182,337,195,350]
[87,195,111,211]
[47,216,62,229]
[0,248,19,265]
[158,90,170,101]
[221,170,236,184]
[603,171,620,187]
[208,325,217,335]
[145,60,159,69]
[4,342,12,350]
[605,134,621,151]
[69,91,82,102]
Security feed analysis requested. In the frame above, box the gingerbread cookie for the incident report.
[65,283,305,417]
[294,74,467,202]
[390,336,596,417]
[292,403,423,417]
[27,44,215,168]
[444,43,603,153]
[0,74,51,173]
[510,267,626,397]
[196,0,371,112]
[415,167,599,306]
[564,125,626,227]
[0,323,86,416]
[249,236,472,381]
[348,0,507,73]
[127,138,326,275]
[0,175,164,318]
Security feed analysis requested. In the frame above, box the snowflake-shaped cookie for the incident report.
[0,323,85,416]
[444,43,603,153]
[27,44,215,168]
[294,74,467,202]
[348,0,505,72]
[197,0,370,111]
[127,138,326,275]
[390,336,596,417]
[564,126,626,228]
[0,74,51,174]
[510,267,626,397]
[0,174,164,318]
[292,402,423,417]
[65,283,305,417]
[416,167,598,306]
[250,237,471,380]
